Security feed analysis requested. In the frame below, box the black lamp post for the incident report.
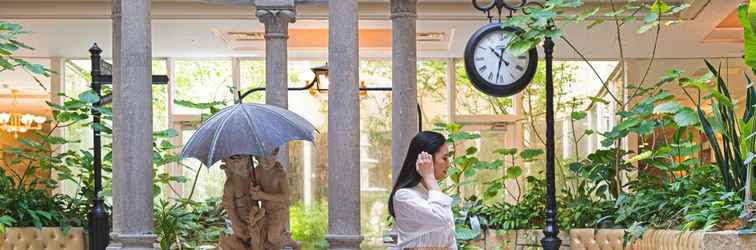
[87,43,109,250]
[238,63,424,131]
[87,43,169,250]
[471,1,561,249]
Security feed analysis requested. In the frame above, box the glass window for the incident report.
[239,60,266,103]
[173,60,233,114]
[454,59,514,115]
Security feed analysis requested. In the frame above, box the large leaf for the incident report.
[674,107,699,127]
[743,2,756,69]
[617,118,641,131]
[520,148,544,161]
[506,166,523,178]
[78,90,100,104]
[571,111,588,120]
[653,101,682,114]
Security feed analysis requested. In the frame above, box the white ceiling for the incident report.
[0,0,738,59]
[0,0,746,115]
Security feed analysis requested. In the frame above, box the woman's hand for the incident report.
[416,151,441,191]
[416,151,435,179]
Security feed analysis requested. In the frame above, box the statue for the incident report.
[251,148,299,250]
[219,149,300,250]
[220,154,266,250]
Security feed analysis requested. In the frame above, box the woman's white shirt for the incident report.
[392,184,457,249]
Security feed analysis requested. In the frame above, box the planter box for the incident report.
[0,227,86,250]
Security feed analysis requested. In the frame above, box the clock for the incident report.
[463,22,538,97]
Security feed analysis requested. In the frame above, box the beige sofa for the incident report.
[1,227,86,250]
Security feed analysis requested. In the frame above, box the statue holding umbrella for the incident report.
[180,103,316,250]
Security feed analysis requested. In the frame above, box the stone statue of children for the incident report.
[219,154,265,250]
[249,148,298,250]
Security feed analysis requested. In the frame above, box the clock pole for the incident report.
[469,1,561,249]
[541,24,561,250]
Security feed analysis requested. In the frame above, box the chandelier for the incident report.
[0,89,46,138]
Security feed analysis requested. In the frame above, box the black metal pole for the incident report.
[541,33,561,250]
[88,43,109,250]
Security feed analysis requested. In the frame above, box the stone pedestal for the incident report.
[108,0,157,249]
[326,0,363,249]
[391,0,419,184]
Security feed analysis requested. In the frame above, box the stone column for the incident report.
[108,0,157,249]
[391,0,418,185]
[256,0,295,167]
[255,0,296,239]
[325,0,363,249]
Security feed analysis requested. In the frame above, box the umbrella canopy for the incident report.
[180,103,316,167]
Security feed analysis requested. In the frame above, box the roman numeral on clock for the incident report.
[515,65,524,71]
[478,65,487,72]
[488,72,494,81]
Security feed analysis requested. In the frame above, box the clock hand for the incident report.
[495,48,505,83]
[499,48,510,66]
[488,47,502,58]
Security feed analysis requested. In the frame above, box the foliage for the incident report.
[154,198,228,250]
[151,99,229,250]
[664,62,756,198]
[503,0,688,56]
[741,1,756,69]
[0,21,89,231]
[0,21,52,90]
[482,176,547,231]
[290,201,329,249]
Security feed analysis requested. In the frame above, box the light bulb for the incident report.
[0,113,9,124]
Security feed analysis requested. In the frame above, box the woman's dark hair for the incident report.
[388,131,447,218]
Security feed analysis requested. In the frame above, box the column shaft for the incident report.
[391,0,419,185]
[109,0,157,248]
[326,0,363,249]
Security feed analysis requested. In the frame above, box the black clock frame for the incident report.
[463,22,538,98]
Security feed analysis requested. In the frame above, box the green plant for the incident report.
[154,198,227,250]
[290,201,328,249]
[0,21,51,90]
[672,61,755,197]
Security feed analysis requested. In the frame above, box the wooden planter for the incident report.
[0,227,86,250]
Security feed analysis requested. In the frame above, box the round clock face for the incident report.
[464,23,538,97]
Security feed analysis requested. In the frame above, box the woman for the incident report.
[388,131,456,250]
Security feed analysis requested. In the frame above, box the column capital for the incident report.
[254,0,295,9]
[256,9,296,38]
[390,0,417,19]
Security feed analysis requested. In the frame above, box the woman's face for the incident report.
[432,143,450,180]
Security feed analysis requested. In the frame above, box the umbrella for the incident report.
[180,103,316,167]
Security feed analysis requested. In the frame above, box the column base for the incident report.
[106,233,158,250]
[325,234,363,250]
